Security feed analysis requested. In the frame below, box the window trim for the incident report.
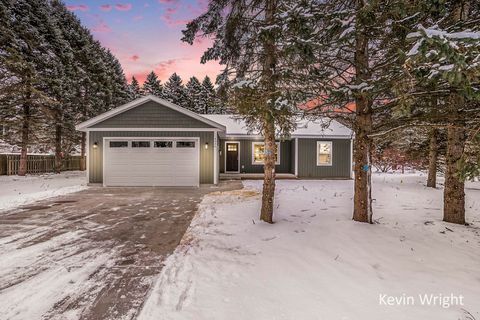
[316,141,333,166]
[251,141,280,165]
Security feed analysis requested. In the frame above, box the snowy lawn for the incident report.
[0,171,87,212]
[139,173,480,320]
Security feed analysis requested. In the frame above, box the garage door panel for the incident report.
[104,138,199,187]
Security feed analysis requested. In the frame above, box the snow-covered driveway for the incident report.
[0,181,241,320]
[139,174,480,320]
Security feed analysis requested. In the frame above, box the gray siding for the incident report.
[88,131,214,184]
[290,139,296,174]
[91,100,214,128]
[297,138,351,178]
[219,139,292,174]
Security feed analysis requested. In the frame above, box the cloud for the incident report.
[115,3,133,11]
[89,14,112,33]
[129,55,140,61]
[158,0,178,4]
[161,6,190,27]
[100,4,112,11]
[66,4,89,11]
[133,15,144,21]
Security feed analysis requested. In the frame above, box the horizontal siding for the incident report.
[88,131,214,184]
[219,139,292,174]
[297,138,351,178]
[91,100,214,128]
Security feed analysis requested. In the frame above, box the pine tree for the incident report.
[129,76,142,99]
[163,73,188,107]
[143,71,163,97]
[183,0,317,222]
[404,0,480,224]
[185,76,203,112]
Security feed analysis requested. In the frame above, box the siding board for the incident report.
[89,131,214,184]
[297,138,350,178]
[90,100,214,128]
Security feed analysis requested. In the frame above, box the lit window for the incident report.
[317,141,332,166]
[154,141,173,148]
[227,144,237,151]
[176,141,195,148]
[109,141,128,148]
[252,142,280,165]
[132,141,150,148]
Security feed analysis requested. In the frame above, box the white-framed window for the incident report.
[176,141,196,148]
[317,141,332,166]
[154,141,173,148]
[252,142,280,165]
[109,141,128,148]
[132,141,151,148]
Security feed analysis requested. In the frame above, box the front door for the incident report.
[225,142,239,172]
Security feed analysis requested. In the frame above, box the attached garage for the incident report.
[76,95,225,186]
[104,138,200,187]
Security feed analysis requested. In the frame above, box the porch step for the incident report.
[220,173,297,180]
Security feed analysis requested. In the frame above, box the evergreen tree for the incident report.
[129,76,142,99]
[402,0,480,224]
[163,73,188,107]
[183,0,317,222]
[185,76,203,112]
[143,71,163,97]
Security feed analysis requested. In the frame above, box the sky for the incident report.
[64,0,222,84]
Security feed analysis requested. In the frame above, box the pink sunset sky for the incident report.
[65,0,222,84]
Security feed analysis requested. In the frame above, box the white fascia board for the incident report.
[84,127,222,132]
[75,95,226,131]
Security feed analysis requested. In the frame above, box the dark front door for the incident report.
[226,142,239,172]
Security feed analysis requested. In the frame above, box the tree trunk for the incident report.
[260,117,276,223]
[443,125,466,224]
[54,122,62,173]
[352,0,373,223]
[427,128,438,188]
[80,131,86,171]
[259,0,277,224]
[353,111,373,223]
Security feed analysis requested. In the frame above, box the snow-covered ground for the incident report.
[139,173,480,320]
[0,171,87,212]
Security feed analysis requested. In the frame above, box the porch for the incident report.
[220,173,297,180]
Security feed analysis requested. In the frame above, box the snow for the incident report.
[139,173,480,320]
[203,114,352,138]
[0,171,87,212]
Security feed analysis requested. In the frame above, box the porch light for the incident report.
[204,142,209,149]
[93,142,98,149]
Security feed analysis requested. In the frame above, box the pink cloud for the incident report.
[133,15,144,21]
[93,22,112,33]
[158,0,178,3]
[115,3,132,11]
[100,4,112,11]
[129,54,140,61]
[66,4,89,11]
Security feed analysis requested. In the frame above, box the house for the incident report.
[76,95,353,187]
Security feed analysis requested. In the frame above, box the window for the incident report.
[109,141,128,148]
[227,144,237,151]
[154,141,173,148]
[176,141,195,148]
[252,142,280,165]
[317,141,332,166]
[132,141,151,148]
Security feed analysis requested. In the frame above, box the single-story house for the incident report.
[76,95,353,187]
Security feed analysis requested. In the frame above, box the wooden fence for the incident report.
[0,154,85,175]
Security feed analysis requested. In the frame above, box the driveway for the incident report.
[0,181,242,320]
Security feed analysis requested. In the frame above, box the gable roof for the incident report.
[75,95,226,131]
[203,115,353,138]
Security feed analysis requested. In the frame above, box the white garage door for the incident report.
[104,138,200,187]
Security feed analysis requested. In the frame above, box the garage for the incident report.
[103,137,200,187]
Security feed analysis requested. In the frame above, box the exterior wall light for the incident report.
[205,142,209,149]
[93,142,98,149]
